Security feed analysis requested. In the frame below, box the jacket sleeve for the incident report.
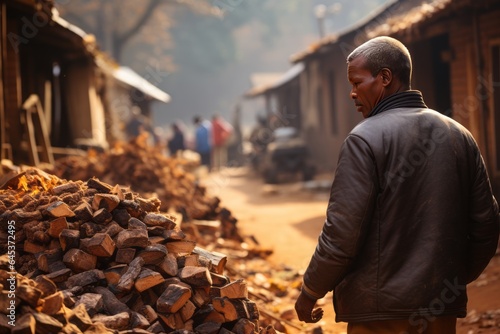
[467,151,500,283]
[303,134,378,298]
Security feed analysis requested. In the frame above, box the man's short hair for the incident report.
[347,36,412,89]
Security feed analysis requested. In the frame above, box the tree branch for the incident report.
[114,0,163,55]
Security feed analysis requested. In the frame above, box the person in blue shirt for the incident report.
[193,115,212,169]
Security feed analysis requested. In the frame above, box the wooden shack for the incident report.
[0,0,170,170]
[283,0,500,196]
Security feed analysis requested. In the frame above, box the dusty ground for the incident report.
[203,167,500,334]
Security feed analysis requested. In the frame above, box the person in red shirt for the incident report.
[211,113,233,171]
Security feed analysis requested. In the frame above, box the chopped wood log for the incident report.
[93,286,130,315]
[48,261,68,274]
[210,273,230,287]
[179,300,197,322]
[116,257,144,293]
[128,217,147,230]
[192,304,225,327]
[81,233,115,257]
[191,288,211,308]
[62,249,97,273]
[59,229,80,252]
[36,249,62,273]
[32,311,64,334]
[193,247,227,275]
[45,268,72,283]
[92,312,130,330]
[104,264,127,286]
[44,201,75,218]
[218,328,235,334]
[156,284,192,313]
[74,293,103,317]
[140,287,160,307]
[177,254,199,268]
[34,275,58,297]
[120,200,142,218]
[7,209,43,224]
[66,269,105,288]
[92,208,113,225]
[48,217,68,238]
[179,266,213,288]
[51,182,80,196]
[14,313,36,334]
[121,289,142,310]
[110,184,125,200]
[115,229,149,249]
[158,313,186,331]
[212,298,259,322]
[92,193,120,212]
[67,303,93,331]
[17,284,42,308]
[136,196,160,213]
[166,240,196,254]
[163,229,187,241]
[130,311,150,329]
[134,268,165,292]
[137,244,167,265]
[146,321,165,333]
[148,236,166,244]
[143,213,176,229]
[115,248,136,264]
[40,291,64,315]
[139,305,158,323]
[112,208,131,227]
[73,202,93,222]
[79,222,104,239]
[194,321,222,334]
[147,226,167,236]
[103,221,124,238]
[23,240,46,254]
[86,178,112,193]
[211,279,248,299]
[48,239,62,251]
[157,253,178,277]
[231,318,256,334]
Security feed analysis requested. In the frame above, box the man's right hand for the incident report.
[295,290,324,323]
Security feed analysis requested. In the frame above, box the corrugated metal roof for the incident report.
[113,67,171,103]
[245,63,305,98]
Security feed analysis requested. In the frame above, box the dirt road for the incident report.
[203,167,500,334]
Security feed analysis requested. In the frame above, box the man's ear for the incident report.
[379,68,392,86]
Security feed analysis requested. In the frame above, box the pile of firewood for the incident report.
[0,168,282,334]
[49,136,235,235]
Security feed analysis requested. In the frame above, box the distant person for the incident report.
[211,113,233,171]
[193,115,212,169]
[294,36,499,333]
[227,103,244,166]
[167,122,186,156]
[248,114,271,170]
[125,106,147,140]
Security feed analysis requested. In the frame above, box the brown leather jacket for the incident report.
[303,103,499,323]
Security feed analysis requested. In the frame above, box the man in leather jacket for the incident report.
[295,36,500,333]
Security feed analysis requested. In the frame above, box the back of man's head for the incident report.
[347,36,412,89]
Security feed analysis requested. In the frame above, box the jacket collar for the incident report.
[368,90,427,117]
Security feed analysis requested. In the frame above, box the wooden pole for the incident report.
[0,1,6,168]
